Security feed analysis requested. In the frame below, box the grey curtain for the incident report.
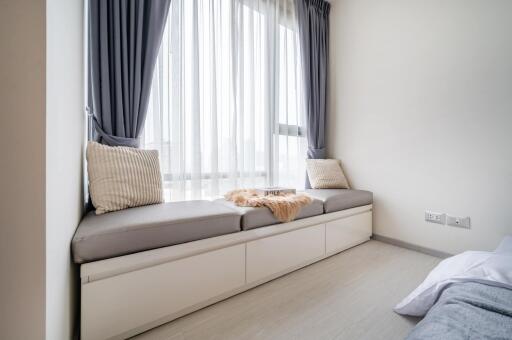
[88,0,171,147]
[297,0,330,187]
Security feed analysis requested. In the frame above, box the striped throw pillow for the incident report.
[306,159,350,189]
[87,141,163,214]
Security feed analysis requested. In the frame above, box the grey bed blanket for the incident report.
[406,282,512,340]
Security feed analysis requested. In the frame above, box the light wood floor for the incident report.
[132,240,440,340]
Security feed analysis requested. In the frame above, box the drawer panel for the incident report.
[326,211,372,254]
[246,224,325,283]
[82,244,246,340]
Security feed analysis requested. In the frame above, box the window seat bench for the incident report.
[73,189,373,340]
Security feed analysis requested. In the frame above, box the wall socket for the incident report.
[425,210,471,229]
[425,211,446,224]
[446,215,471,229]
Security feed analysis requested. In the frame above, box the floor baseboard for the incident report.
[371,234,452,259]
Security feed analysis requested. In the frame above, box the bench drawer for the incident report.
[82,244,246,340]
[326,211,372,254]
[246,224,325,283]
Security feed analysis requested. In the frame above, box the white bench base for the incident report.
[80,205,372,340]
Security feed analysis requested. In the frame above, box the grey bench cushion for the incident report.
[72,201,241,263]
[215,198,324,231]
[305,189,373,213]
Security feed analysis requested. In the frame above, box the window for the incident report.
[142,0,306,201]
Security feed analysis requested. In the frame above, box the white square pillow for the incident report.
[306,159,350,189]
[87,141,163,214]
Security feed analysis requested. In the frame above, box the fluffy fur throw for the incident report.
[225,189,312,223]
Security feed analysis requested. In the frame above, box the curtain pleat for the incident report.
[88,0,171,147]
[296,0,330,188]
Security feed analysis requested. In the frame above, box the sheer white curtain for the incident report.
[143,0,306,201]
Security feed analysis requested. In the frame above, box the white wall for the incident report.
[0,1,83,338]
[328,0,512,254]
[46,0,84,339]
[0,1,46,339]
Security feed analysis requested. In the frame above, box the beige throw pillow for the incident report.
[87,141,163,214]
[306,159,350,189]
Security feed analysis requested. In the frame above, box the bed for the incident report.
[407,282,512,339]
[395,236,512,340]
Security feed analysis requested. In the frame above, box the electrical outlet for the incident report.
[425,211,446,224]
[446,215,470,229]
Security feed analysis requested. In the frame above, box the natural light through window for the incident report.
[142,0,306,201]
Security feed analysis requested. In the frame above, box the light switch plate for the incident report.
[446,215,470,229]
[425,211,446,224]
